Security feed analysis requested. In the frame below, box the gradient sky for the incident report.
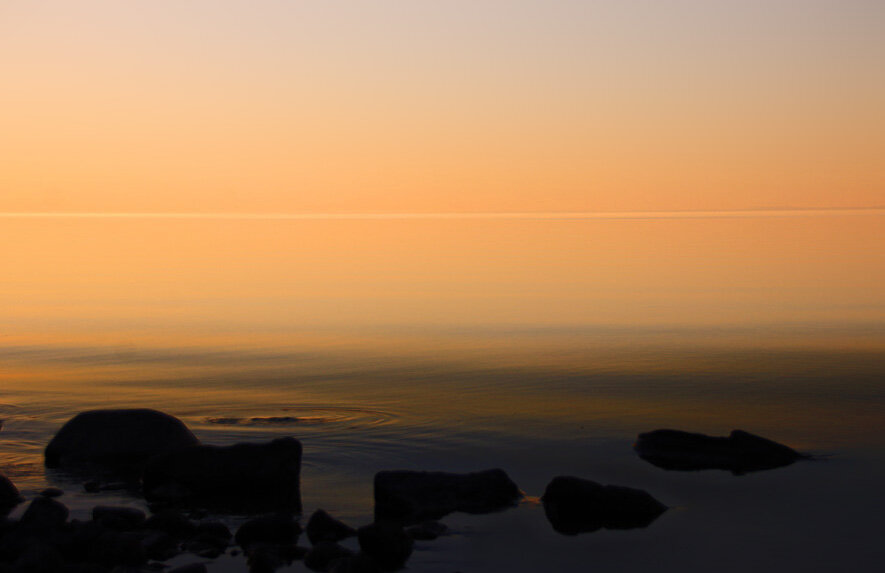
[1,0,883,213]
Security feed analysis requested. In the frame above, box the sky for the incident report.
[1,0,883,214]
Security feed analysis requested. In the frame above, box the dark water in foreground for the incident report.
[1,214,884,570]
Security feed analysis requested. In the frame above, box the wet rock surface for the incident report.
[44,409,200,468]
[143,437,302,511]
[542,476,667,535]
[635,429,807,474]
[374,468,522,521]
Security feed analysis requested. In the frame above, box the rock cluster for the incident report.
[1,408,810,571]
[0,495,230,572]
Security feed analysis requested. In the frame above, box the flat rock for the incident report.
[634,429,806,474]
[44,409,199,468]
[542,476,667,535]
[374,469,521,521]
[143,437,302,511]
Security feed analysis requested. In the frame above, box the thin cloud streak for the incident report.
[0,208,883,221]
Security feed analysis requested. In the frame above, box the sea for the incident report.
[1,211,884,571]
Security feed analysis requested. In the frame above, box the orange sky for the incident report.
[1,1,883,213]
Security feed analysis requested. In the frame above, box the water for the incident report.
[1,212,884,571]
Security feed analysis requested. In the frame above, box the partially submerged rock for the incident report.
[306,509,357,545]
[143,437,302,511]
[634,429,807,474]
[44,409,199,468]
[0,474,22,512]
[542,476,667,535]
[374,469,521,521]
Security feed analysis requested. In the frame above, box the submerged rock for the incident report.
[143,437,302,511]
[357,522,413,570]
[0,474,22,511]
[542,476,667,535]
[374,469,521,521]
[634,429,807,474]
[44,409,199,468]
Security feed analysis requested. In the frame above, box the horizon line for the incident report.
[0,207,883,221]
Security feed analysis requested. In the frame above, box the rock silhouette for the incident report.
[542,476,667,535]
[0,474,21,512]
[374,469,521,521]
[634,429,806,474]
[143,437,302,511]
[44,409,199,468]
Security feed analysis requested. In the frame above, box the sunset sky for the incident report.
[1,0,883,214]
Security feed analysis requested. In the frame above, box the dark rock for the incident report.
[196,521,231,540]
[405,520,447,540]
[88,530,147,566]
[176,521,230,558]
[20,497,69,533]
[143,437,302,511]
[304,541,354,572]
[83,480,102,493]
[306,510,357,545]
[374,469,521,521]
[235,514,301,552]
[542,476,667,535]
[44,409,199,468]
[357,523,413,570]
[183,537,225,558]
[0,475,22,512]
[634,429,807,474]
[92,506,147,531]
[169,564,209,573]
[142,530,182,561]
[328,555,383,573]
[14,539,63,573]
[144,510,196,539]
[246,542,305,573]
[40,487,64,498]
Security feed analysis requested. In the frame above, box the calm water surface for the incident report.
[1,213,884,571]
